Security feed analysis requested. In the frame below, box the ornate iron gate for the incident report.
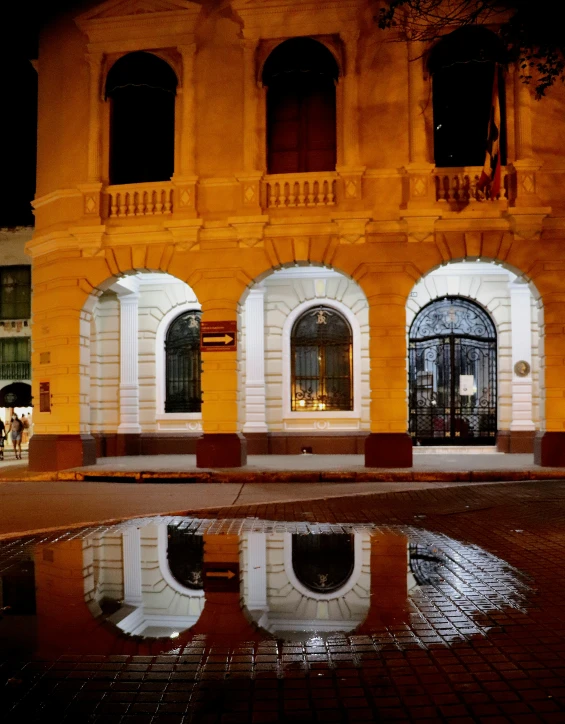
[409,297,497,445]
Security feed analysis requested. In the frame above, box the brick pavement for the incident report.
[1,480,565,722]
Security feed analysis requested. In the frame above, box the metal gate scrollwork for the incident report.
[409,297,497,445]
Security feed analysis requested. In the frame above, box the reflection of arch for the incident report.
[292,533,354,594]
[165,311,202,413]
[409,297,498,445]
[262,38,339,174]
[156,525,204,598]
[283,532,363,601]
[105,52,178,185]
[429,27,506,167]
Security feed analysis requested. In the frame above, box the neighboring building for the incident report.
[0,227,33,444]
[27,0,565,470]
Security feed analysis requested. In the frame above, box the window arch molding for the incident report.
[282,532,364,602]
[155,301,202,420]
[257,35,343,84]
[282,298,362,419]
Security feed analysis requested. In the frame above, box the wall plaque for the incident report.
[514,360,531,377]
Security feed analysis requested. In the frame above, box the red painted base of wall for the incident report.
[196,433,248,468]
[496,430,536,454]
[365,432,413,468]
[29,434,97,472]
[534,432,565,467]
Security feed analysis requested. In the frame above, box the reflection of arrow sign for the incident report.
[206,570,236,579]
[203,335,234,345]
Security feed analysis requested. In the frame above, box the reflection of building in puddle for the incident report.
[0,519,531,658]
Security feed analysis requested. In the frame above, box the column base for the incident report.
[29,434,97,472]
[534,432,565,467]
[196,433,248,468]
[496,430,536,453]
[116,433,141,456]
[365,433,413,468]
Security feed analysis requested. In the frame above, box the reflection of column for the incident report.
[243,287,267,433]
[246,532,267,610]
[122,527,143,606]
[510,282,535,436]
[118,292,141,435]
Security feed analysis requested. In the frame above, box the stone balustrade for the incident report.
[265,172,338,208]
[435,167,510,202]
[107,182,174,218]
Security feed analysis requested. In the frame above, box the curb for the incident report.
[3,468,565,484]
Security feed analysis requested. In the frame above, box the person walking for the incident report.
[0,418,5,461]
[8,415,23,460]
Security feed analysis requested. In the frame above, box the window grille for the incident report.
[165,311,202,413]
[0,338,31,380]
[291,306,353,411]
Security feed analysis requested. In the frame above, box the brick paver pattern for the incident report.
[1,479,565,722]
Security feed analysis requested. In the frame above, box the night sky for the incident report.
[1,1,88,228]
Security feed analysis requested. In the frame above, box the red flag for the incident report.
[477,66,501,199]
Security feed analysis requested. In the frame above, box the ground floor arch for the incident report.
[407,261,540,452]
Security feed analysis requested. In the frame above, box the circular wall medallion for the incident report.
[4,392,17,405]
[514,360,531,377]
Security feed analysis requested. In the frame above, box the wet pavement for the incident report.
[1,480,565,722]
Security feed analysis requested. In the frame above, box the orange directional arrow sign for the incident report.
[200,321,238,351]
[205,569,236,579]
[202,334,234,345]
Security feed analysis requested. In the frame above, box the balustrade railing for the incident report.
[0,362,31,380]
[435,167,510,202]
[107,182,174,218]
[265,172,337,208]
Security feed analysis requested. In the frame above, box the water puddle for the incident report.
[0,516,530,660]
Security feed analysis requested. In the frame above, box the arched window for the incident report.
[165,311,201,413]
[262,38,339,174]
[167,527,203,590]
[105,52,178,185]
[292,534,354,594]
[409,297,497,445]
[291,305,352,411]
[429,27,506,167]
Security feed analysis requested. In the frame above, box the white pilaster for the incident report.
[246,532,267,610]
[117,282,141,434]
[243,286,268,432]
[122,527,143,606]
[510,282,535,431]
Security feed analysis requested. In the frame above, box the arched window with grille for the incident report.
[292,534,354,594]
[165,311,201,413]
[105,51,178,185]
[291,305,352,411]
[262,38,339,174]
[429,27,506,167]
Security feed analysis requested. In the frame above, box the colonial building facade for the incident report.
[27,0,565,470]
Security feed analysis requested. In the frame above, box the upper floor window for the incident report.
[262,38,339,175]
[291,305,352,411]
[0,338,31,380]
[0,266,31,320]
[105,52,178,185]
[165,311,201,413]
[429,27,506,167]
